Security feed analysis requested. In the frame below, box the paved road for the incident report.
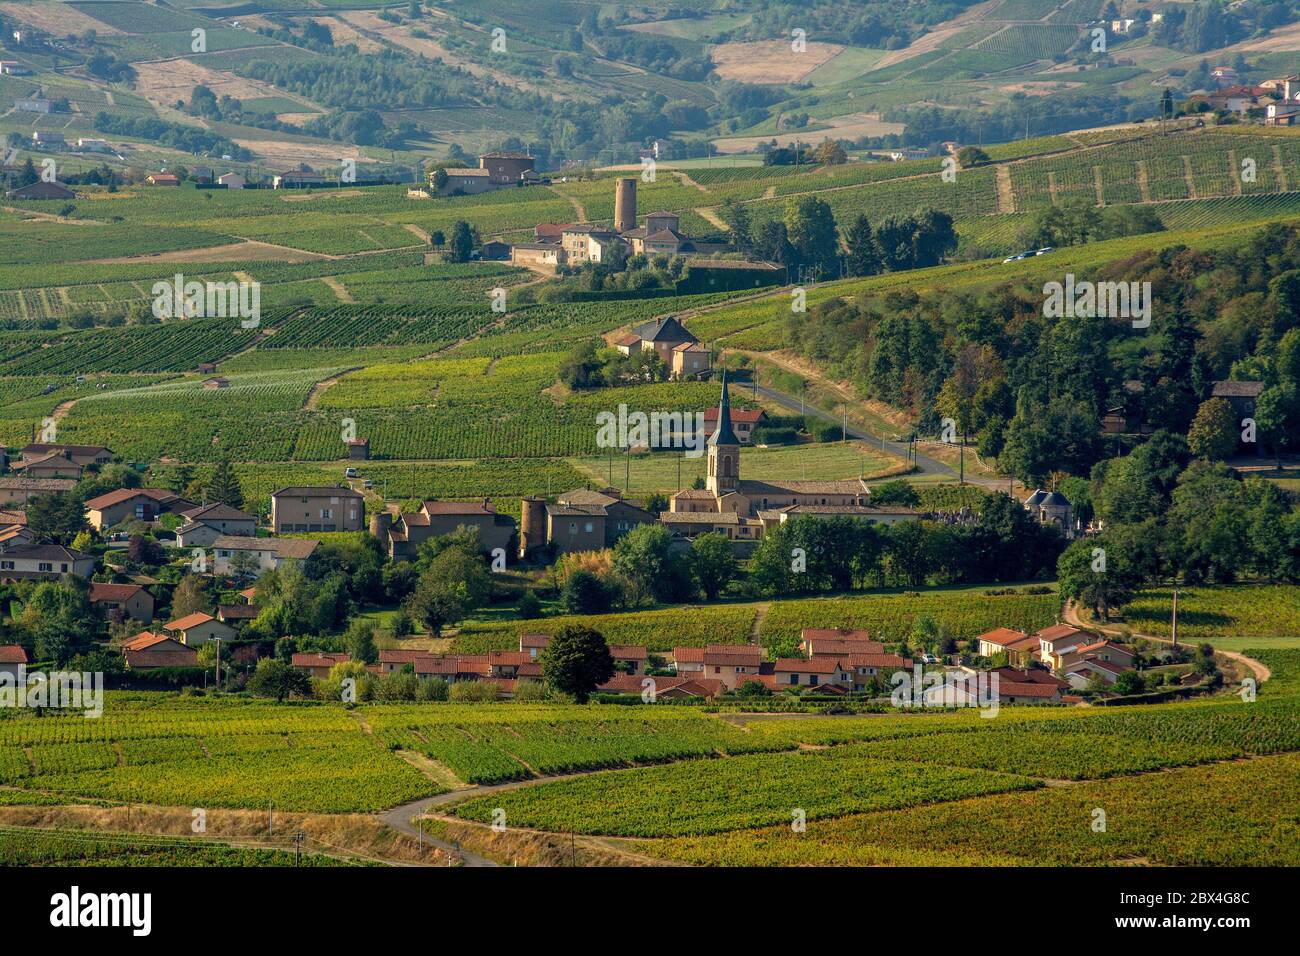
[379,798,499,868]
[744,381,957,480]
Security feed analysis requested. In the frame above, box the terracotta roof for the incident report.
[702,650,762,667]
[991,666,1068,687]
[379,649,425,663]
[488,650,532,666]
[291,652,350,669]
[774,657,846,674]
[520,633,551,649]
[88,583,145,603]
[413,655,491,677]
[125,646,198,669]
[704,407,765,424]
[673,646,705,663]
[181,503,254,522]
[977,627,1030,647]
[217,603,259,620]
[0,645,28,663]
[123,631,169,651]
[1035,623,1085,645]
[1067,658,1127,676]
[846,653,909,669]
[994,680,1061,698]
[422,500,496,515]
[84,487,176,510]
[271,486,363,499]
[608,644,648,660]
[164,612,216,631]
[0,478,76,491]
[613,333,641,347]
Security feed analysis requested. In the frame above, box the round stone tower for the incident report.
[614,177,637,233]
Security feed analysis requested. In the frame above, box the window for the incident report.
[584,522,594,533]
[60,564,68,572]
[321,508,332,520]
[788,674,798,685]
[38,562,52,572]
[0,561,12,570]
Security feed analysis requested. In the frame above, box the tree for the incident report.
[612,524,688,603]
[689,532,736,600]
[540,625,615,703]
[342,618,378,663]
[784,196,839,278]
[1056,537,1141,622]
[1187,397,1239,460]
[404,580,466,636]
[843,214,882,278]
[21,580,94,665]
[813,139,847,165]
[25,493,86,545]
[516,590,543,618]
[870,479,920,507]
[448,220,474,263]
[206,457,244,509]
[956,146,990,167]
[562,569,615,613]
[169,574,212,620]
[247,658,311,702]
[1111,670,1146,695]
[228,550,261,583]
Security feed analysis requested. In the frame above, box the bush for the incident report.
[513,678,546,701]
[449,680,501,702]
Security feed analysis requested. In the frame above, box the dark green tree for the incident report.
[540,625,615,704]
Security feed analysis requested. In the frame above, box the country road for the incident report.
[379,797,498,868]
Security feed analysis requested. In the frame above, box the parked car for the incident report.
[345,467,358,479]
[1034,247,1055,256]
[920,653,940,664]
[363,479,373,489]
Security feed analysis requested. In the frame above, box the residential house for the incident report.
[702,406,765,444]
[1071,640,1136,668]
[672,341,712,379]
[773,657,852,688]
[175,503,256,546]
[976,627,1032,658]
[12,450,82,479]
[31,130,63,148]
[218,172,245,190]
[272,170,325,189]
[76,138,110,153]
[847,653,910,690]
[216,604,260,626]
[21,443,112,468]
[211,536,319,575]
[161,612,237,648]
[411,655,492,684]
[619,315,698,366]
[519,633,550,660]
[0,645,27,678]
[479,151,536,185]
[84,488,188,530]
[0,544,94,581]
[433,168,494,196]
[7,181,74,200]
[609,644,648,676]
[1035,623,1090,671]
[0,525,32,550]
[371,499,515,560]
[0,477,76,506]
[122,632,199,671]
[270,486,364,533]
[378,649,425,674]
[561,224,620,264]
[487,651,542,680]
[1065,658,1127,690]
[535,488,655,556]
[509,242,566,272]
[291,651,351,680]
[799,628,880,655]
[1266,102,1300,125]
[89,582,155,623]
[146,173,179,187]
[694,644,763,690]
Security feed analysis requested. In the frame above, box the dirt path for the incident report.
[546,184,586,223]
[748,602,770,645]
[674,169,709,194]
[995,165,1014,213]
[1182,155,1197,199]
[1062,600,1271,685]
[402,223,431,243]
[320,275,355,304]
[302,366,360,409]
[695,206,729,231]
[1136,160,1151,202]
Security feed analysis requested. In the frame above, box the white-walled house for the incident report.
[211,536,319,574]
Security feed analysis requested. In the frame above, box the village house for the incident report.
[270,486,364,533]
[800,629,884,656]
[371,499,516,561]
[846,653,910,690]
[0,544,94,582]
[0,645,27,678]
[161,612,237,648]
[1035,623,1090,671]
[216,603,260,626]
[773,656,853,688]
[520,633,550,660]
[31,130,63,148]
[0,477,76,506]
[6,180,74,200]
[21,443,113,468]
[520,488,655,558]
[218,172,245,190]
[211,536,319,575]
[1065,657,1127,690]
[88,582,155,624]
[11,450,82,480]
[680,644,764,690]
[291,651,351,680]
[0,524,32,550]
[976,627,1033,659]
[487,650,542,680]
[146,173,179,187]
[122,632,199,671]
[702,405,764,443]
[84,488,192,530]
[174,503,257,547]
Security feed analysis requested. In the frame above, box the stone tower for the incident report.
[706,370,740,495]
[614,177,637,233]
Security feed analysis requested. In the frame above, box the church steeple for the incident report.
[706,369,740,494]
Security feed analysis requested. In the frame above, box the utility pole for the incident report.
[959,429,965,485]
[268,798,273,836]
[841,404,847,444]
[214,637,221,689]
[1170,586,1180,650]
[293,831,304,865]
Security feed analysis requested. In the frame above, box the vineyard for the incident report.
[758,586,1062,646]
[0,826,362,867]
[449,604,759,654]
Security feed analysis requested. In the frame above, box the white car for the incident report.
[920,653,940,664]
[345,467,358,479]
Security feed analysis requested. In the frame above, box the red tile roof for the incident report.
[1035,623,1085,645]
[520,633,551,648]
[84,487,176,510]
[673,646,705,663]
[290,652,350,669]
[0,645,28,664]
[774,657,846,674]
[608,644,647,660]
[164,612,216,631]
[976,627,1030,647]
[846,653,909,669]
[88,582,146,603]
[801,628,871,641]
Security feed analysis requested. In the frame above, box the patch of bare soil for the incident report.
[88,240,326,265]
[133,59,305,114]
[714,112,904,153]
[0,1,119,35]
[711,40,842,83]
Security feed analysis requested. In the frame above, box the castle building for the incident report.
[1023,489,1074,538]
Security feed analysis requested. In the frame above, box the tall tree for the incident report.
[206,457,244,509]
[540,625,615,704]
[843,214,882,278]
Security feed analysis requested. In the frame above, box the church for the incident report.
[658,372,920,545]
